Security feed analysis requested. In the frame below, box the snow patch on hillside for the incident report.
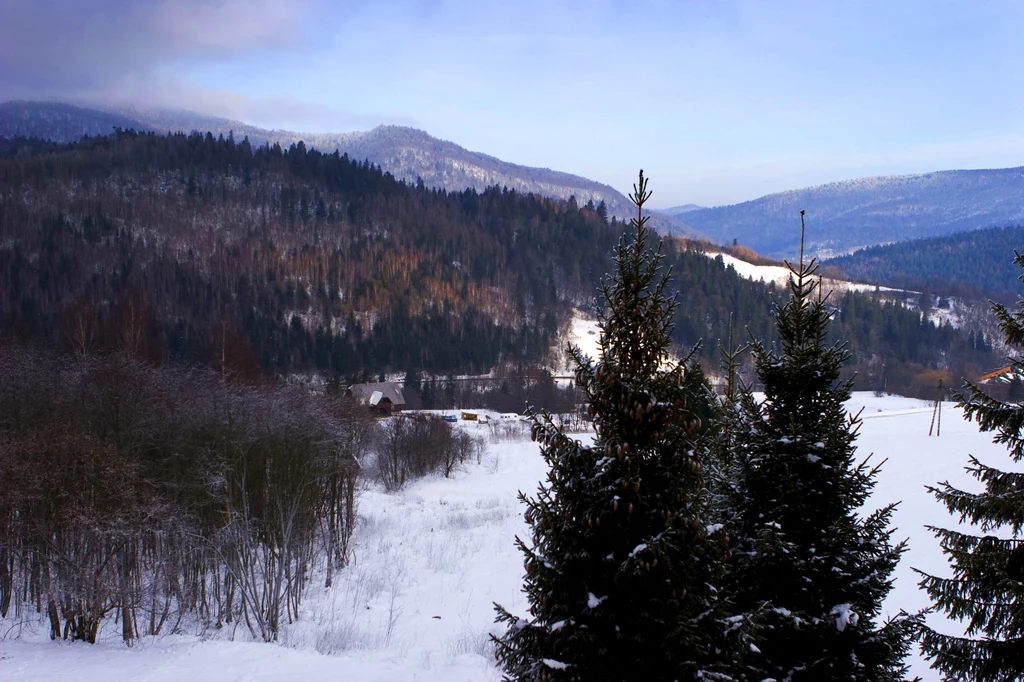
[711,251,901,296]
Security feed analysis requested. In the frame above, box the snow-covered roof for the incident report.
[348,382,406,406]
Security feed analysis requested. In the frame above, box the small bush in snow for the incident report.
[373,415,484,491]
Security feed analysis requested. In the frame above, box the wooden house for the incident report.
[347,382,407,417]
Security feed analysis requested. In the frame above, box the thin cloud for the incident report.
[0,0,406,133]
[0,0,312,97]
[95,79,418,133]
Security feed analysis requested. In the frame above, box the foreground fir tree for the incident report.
[493,172,734,681]
[916,251,1024,681]
[728,215,915,681]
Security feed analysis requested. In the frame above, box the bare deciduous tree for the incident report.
[0,343,366,644]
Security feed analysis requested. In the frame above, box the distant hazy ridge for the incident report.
[667,168,1024,258]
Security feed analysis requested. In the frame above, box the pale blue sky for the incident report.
[3,0,1024,206]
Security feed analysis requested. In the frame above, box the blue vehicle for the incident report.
[443,414,458,423]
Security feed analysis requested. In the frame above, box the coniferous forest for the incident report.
[0,131,996,397]
[825,225,1024,302]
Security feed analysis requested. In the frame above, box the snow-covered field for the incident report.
[0,394,1013,681]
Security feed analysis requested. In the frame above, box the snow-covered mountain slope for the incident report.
[705,249,903,299]
[683,167,1024,258]
[0,394,1008,682]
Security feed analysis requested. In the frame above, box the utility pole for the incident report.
[929,380,943,437]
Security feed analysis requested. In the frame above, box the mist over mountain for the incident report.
[0,101,143,140]
[680,168,1024,258]
[0,100,697,235]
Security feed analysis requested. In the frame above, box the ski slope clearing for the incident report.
[712,250,901,296]
[0,394,1012,681]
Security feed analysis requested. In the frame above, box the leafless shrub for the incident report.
[373,415,485,490]
[554,408,592,433]
[375,416,413,492]
[488,419,529,442]
[0,343,368,644]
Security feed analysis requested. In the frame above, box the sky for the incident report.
[2,0,1024,207]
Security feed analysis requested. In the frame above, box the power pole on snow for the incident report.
[929,380,943,437]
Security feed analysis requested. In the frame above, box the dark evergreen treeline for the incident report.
[497,176,1024,680]
[825,225,1024,302]
[0,131,613,378]
[672,250,995,395]
[0,131,995,395]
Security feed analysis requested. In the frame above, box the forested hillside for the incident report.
[1,101,687,229]
[0,131,995,395]
[825,225,1024,301]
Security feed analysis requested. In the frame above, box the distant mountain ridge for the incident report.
[662,203,705,214]
[0,100,697,234]
[679,168,1024,258]
[0,101,142,140]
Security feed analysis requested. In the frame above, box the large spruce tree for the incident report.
[916,252,1024,681]
[728,215,915,681]
[493,172,734,681]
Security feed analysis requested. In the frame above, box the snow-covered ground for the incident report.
[712,251,902,297]
[0,394,1013,681]
[564,314,601,367]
